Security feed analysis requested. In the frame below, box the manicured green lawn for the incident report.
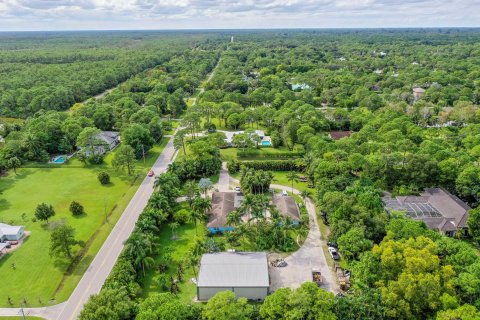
[220,145,304,161]
[141,213,205,303]
[271,171,315,193]
[0,139,168,307]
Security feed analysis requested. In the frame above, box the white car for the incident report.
[234,186,241,192]
[282,190,288,196]
[328,247,340,260]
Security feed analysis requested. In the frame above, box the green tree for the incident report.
[7,156,21,174]
[79,288,135,320]
[113,144,136,175]
[97,171,110,185]
[50,224,80,259]
[136,293,201,320]
[436,304,480,320]
[202,291,254,320]
[174,129,188,155]
[77,127,102,157]
[122,123,154,159]
[260,282,336,320]
[467,207,480,244]
[337,227,373,261]
[286,171,299,193]
[34,203,55,224]
[456,165,480,203]
[69,201,85,216]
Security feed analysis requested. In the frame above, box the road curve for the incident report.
[0,136,177,320]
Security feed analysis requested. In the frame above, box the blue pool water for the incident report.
[53,156,66,164]
[261,141,271,146]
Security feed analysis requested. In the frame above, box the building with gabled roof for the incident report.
[197,251,269,301]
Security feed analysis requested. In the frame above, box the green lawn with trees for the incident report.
[0,140,167,307]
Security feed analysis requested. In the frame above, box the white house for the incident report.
[197,252,269,301]
[0,223,24,241]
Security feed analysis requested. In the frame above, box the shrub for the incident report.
[97,172,110,185]
[173,209,191,225]
[239,159,305,171]
[237,150,304,159]
[70,201,85,216]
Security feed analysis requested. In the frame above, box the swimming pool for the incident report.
[261,141,272,146]
[52,156,66,164]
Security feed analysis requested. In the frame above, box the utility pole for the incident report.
[141,144,145,164]
[104,198,108,224]
[20,302,26,320]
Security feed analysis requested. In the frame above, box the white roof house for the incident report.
[197,252,269,301]
[0,223,24,241]
[223,130,265,144]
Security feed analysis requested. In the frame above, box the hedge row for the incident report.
[237,150,305,159]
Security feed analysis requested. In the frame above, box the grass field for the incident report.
[0,139,168,307]
[141,213,205,303]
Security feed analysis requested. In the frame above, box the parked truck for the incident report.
[312,268,322,286]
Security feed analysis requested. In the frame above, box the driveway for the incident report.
[216,162,230,192]
[229,177,339,294]
[268,191,338,293]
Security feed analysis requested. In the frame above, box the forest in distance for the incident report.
[0,28,479,320]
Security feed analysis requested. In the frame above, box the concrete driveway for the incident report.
[268,194,338,293]
[228,177,339,294]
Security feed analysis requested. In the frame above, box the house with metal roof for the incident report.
[382,188,470,237]
[0,223,24,241]
[197,252,269,301]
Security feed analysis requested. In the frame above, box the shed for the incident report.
[197,252,269,301]
[0,223,24,241]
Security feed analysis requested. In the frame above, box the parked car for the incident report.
[328,247,340,260]
[234,186,241,192]
[327,242,338,248]
[147,170,155,177]
[282,190,288,196]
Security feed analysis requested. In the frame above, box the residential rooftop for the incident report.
[382,188,470,235]
[197,252,269,288]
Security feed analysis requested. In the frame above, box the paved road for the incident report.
[0,136,177,320]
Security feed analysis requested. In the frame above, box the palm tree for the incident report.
[184,180,200,207]
[169,222,180,240]
[226,210,243,227]
[198,178,213,198]
[191,196,211,235]
[286,171,299,194]
[125,233,154,276]
[238,194,256,222]
[300,190,311,204]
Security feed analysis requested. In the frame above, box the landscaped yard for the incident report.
[0,139,168,307]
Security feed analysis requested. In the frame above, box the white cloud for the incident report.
[0,0,478,30]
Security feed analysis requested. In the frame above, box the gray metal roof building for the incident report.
[197,252,269,301]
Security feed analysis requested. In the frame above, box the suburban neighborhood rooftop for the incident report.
[382,188,470,234]
[197,252,269,288]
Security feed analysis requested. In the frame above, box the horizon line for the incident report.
[1,26,480,33]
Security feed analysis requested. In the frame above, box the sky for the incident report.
[0,0,478,31]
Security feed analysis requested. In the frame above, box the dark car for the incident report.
[327,242,338,248]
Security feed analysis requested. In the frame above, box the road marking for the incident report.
[58,142,177,320]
